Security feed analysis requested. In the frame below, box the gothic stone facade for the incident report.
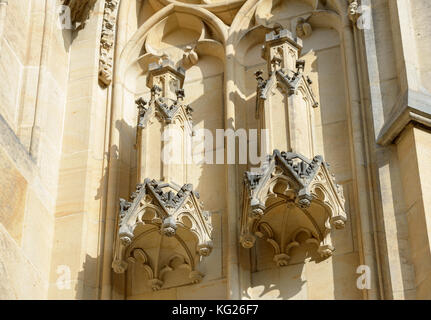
[1,0,431,300]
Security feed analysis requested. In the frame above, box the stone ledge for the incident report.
[377,89,431,146]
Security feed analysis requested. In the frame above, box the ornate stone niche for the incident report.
[99,0,120,87]
[240,28,347,267]
[112,180,213,290]
[135,56,193,186]
[112,56,212,290]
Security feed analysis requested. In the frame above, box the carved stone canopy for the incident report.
[99,0,120,87]
[240,150,347,266]
[137,57,193,128]
[255,66,319,118]
[255,28,319,119]
[261,28,303,73]
[136,87,193,128]
[147,57,185,97]
[112,179,213,290]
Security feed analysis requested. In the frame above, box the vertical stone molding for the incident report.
[99,0,120,86]
[0,0,8,53]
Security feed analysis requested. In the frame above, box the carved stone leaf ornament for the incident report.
[99,0,120,86]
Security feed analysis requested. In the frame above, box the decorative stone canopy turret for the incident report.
[135,56,194,186]
[256,27,319,111]
[255,28,319,159]
[147,56,186,100]
[136,56,193,128]
[112,56,212,290]
[241,27,347,266]
[112,179,213,290]
[261,26,303,74]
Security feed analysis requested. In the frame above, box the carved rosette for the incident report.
[240,150,347,265]
[99,0,119,86]
[112,179,213,290]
